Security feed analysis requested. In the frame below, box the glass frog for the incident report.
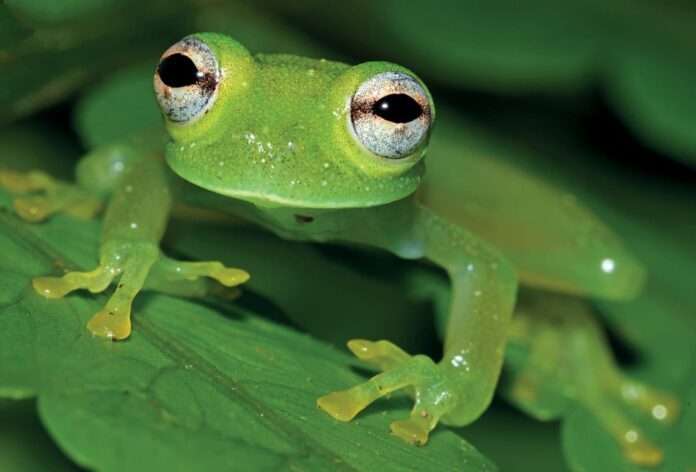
[0,33,679,467]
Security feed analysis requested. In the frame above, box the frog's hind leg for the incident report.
[505,290,679,467]
[0,169,102,222]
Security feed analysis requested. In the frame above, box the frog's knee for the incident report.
[590,251,646,301]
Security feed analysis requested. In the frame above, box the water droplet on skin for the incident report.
[622,384,641,400]
[601,258,615,273]
[652,404,668,420]
[625,429,639,443]
[451,354,466,367]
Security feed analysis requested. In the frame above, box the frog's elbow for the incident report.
[593,251,647,301]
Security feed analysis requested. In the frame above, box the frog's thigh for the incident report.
[505,292,679,467]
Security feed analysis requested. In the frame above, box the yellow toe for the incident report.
[14,197,50,223]
[317,391,364,422]
[390,418,430,446]
[215,268,250,287]
[33,276,72,299]
[347,339,373,359]
[86,311,131,341]
[624,442,663,467]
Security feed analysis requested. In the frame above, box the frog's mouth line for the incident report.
[170,165,415,210]
[192,183,411,209]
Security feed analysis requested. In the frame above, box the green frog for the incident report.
[0,33,678,467]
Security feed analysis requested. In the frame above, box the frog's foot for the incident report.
[0,169,102,222]
[507,309,679,467]
[596,376,679,466]
[317,339,457,446]
[33,242,249,340]
[511,366,678,466]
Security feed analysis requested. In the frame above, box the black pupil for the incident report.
[372,94,423,123]
[158,53,200,88]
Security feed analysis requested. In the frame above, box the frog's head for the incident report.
[154,33,435,208]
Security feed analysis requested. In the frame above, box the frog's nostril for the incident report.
[158,54,201,88]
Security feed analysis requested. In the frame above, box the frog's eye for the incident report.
[154,36,221,123]
[350,72,432,159]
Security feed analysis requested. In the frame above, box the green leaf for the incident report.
[0,196,492,471]
[75,63,163,149]
[0,1,194,124]
[5,0,119,24]
[0,400,79,472]
[0,4,32,46]
[607,47,696,167]
[0,123,80,178]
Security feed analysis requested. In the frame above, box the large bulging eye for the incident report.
[350,72,432,159]
[154,36,221,123]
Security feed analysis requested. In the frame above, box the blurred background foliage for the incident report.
[0,1,694,471]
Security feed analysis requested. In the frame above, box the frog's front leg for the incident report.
[31,155,248,340]
[318,200,517,444]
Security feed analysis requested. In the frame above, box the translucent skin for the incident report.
[0,33,675,466]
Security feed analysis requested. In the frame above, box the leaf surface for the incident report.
[0,188,492,472]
